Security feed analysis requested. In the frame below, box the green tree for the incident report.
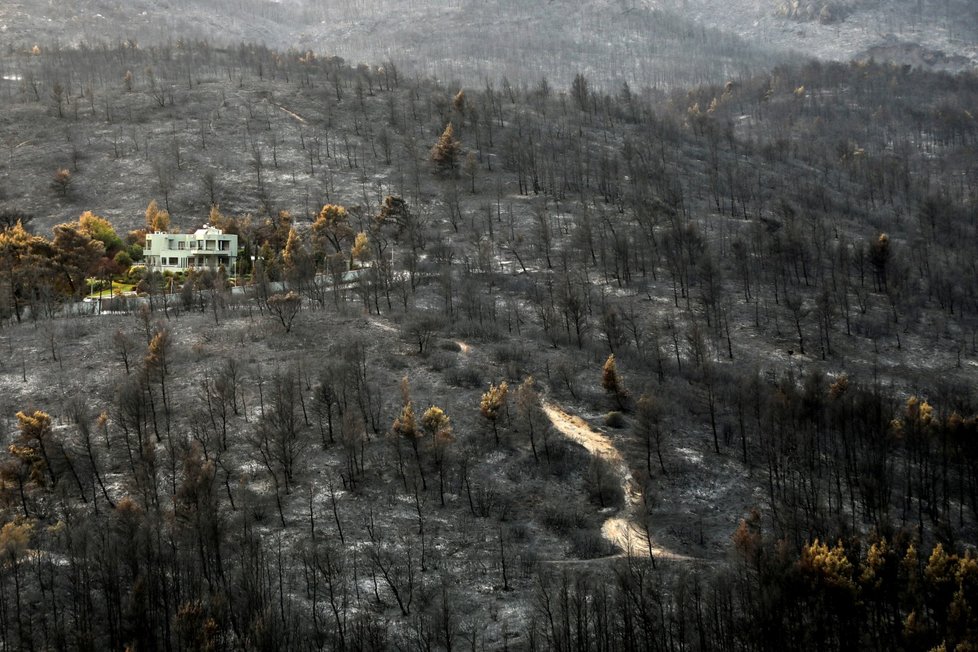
[375,195,415,234]
[0,221,53,321]
[51,223,104,297]
[78,210,124,254]
[114,250,133,270]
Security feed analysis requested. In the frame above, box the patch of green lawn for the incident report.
[85,280,137,299]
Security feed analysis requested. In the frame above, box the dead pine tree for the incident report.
[602,354,628,410]
[480,381,509,446]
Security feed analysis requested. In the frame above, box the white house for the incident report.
[144,225,238,275]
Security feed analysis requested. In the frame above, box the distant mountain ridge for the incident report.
[665,0,977,71]
[0,0,974,89]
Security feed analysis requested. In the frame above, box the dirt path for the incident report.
[437,339,702,563]
[542,402,705,563]
[272,102,307,124]
[368,316,397,333]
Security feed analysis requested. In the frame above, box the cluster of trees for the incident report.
[526,531,978,651]
[0,187,437,339]
[0,212,136,320]
[1,321,976,648]
[5,45,975,363]
[0,306,625,648]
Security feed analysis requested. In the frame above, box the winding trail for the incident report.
[542,402,705,563]
[368,316,398,333]
[432,336,703,563]
[273,102,308,124]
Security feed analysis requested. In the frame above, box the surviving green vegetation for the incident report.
[0,20,976,651]
[85,280,137,299]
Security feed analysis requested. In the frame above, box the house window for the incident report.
[168,257,179,266]
[145,237,151,248]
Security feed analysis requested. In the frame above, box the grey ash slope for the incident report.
[2,0,790,89]
[665,0,978,71]
[3,0,976,92]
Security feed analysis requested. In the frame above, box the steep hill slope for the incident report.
[667,0,978,70]
[1,0,791,88]
[0,41,976,650]
[3,0,975,94]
